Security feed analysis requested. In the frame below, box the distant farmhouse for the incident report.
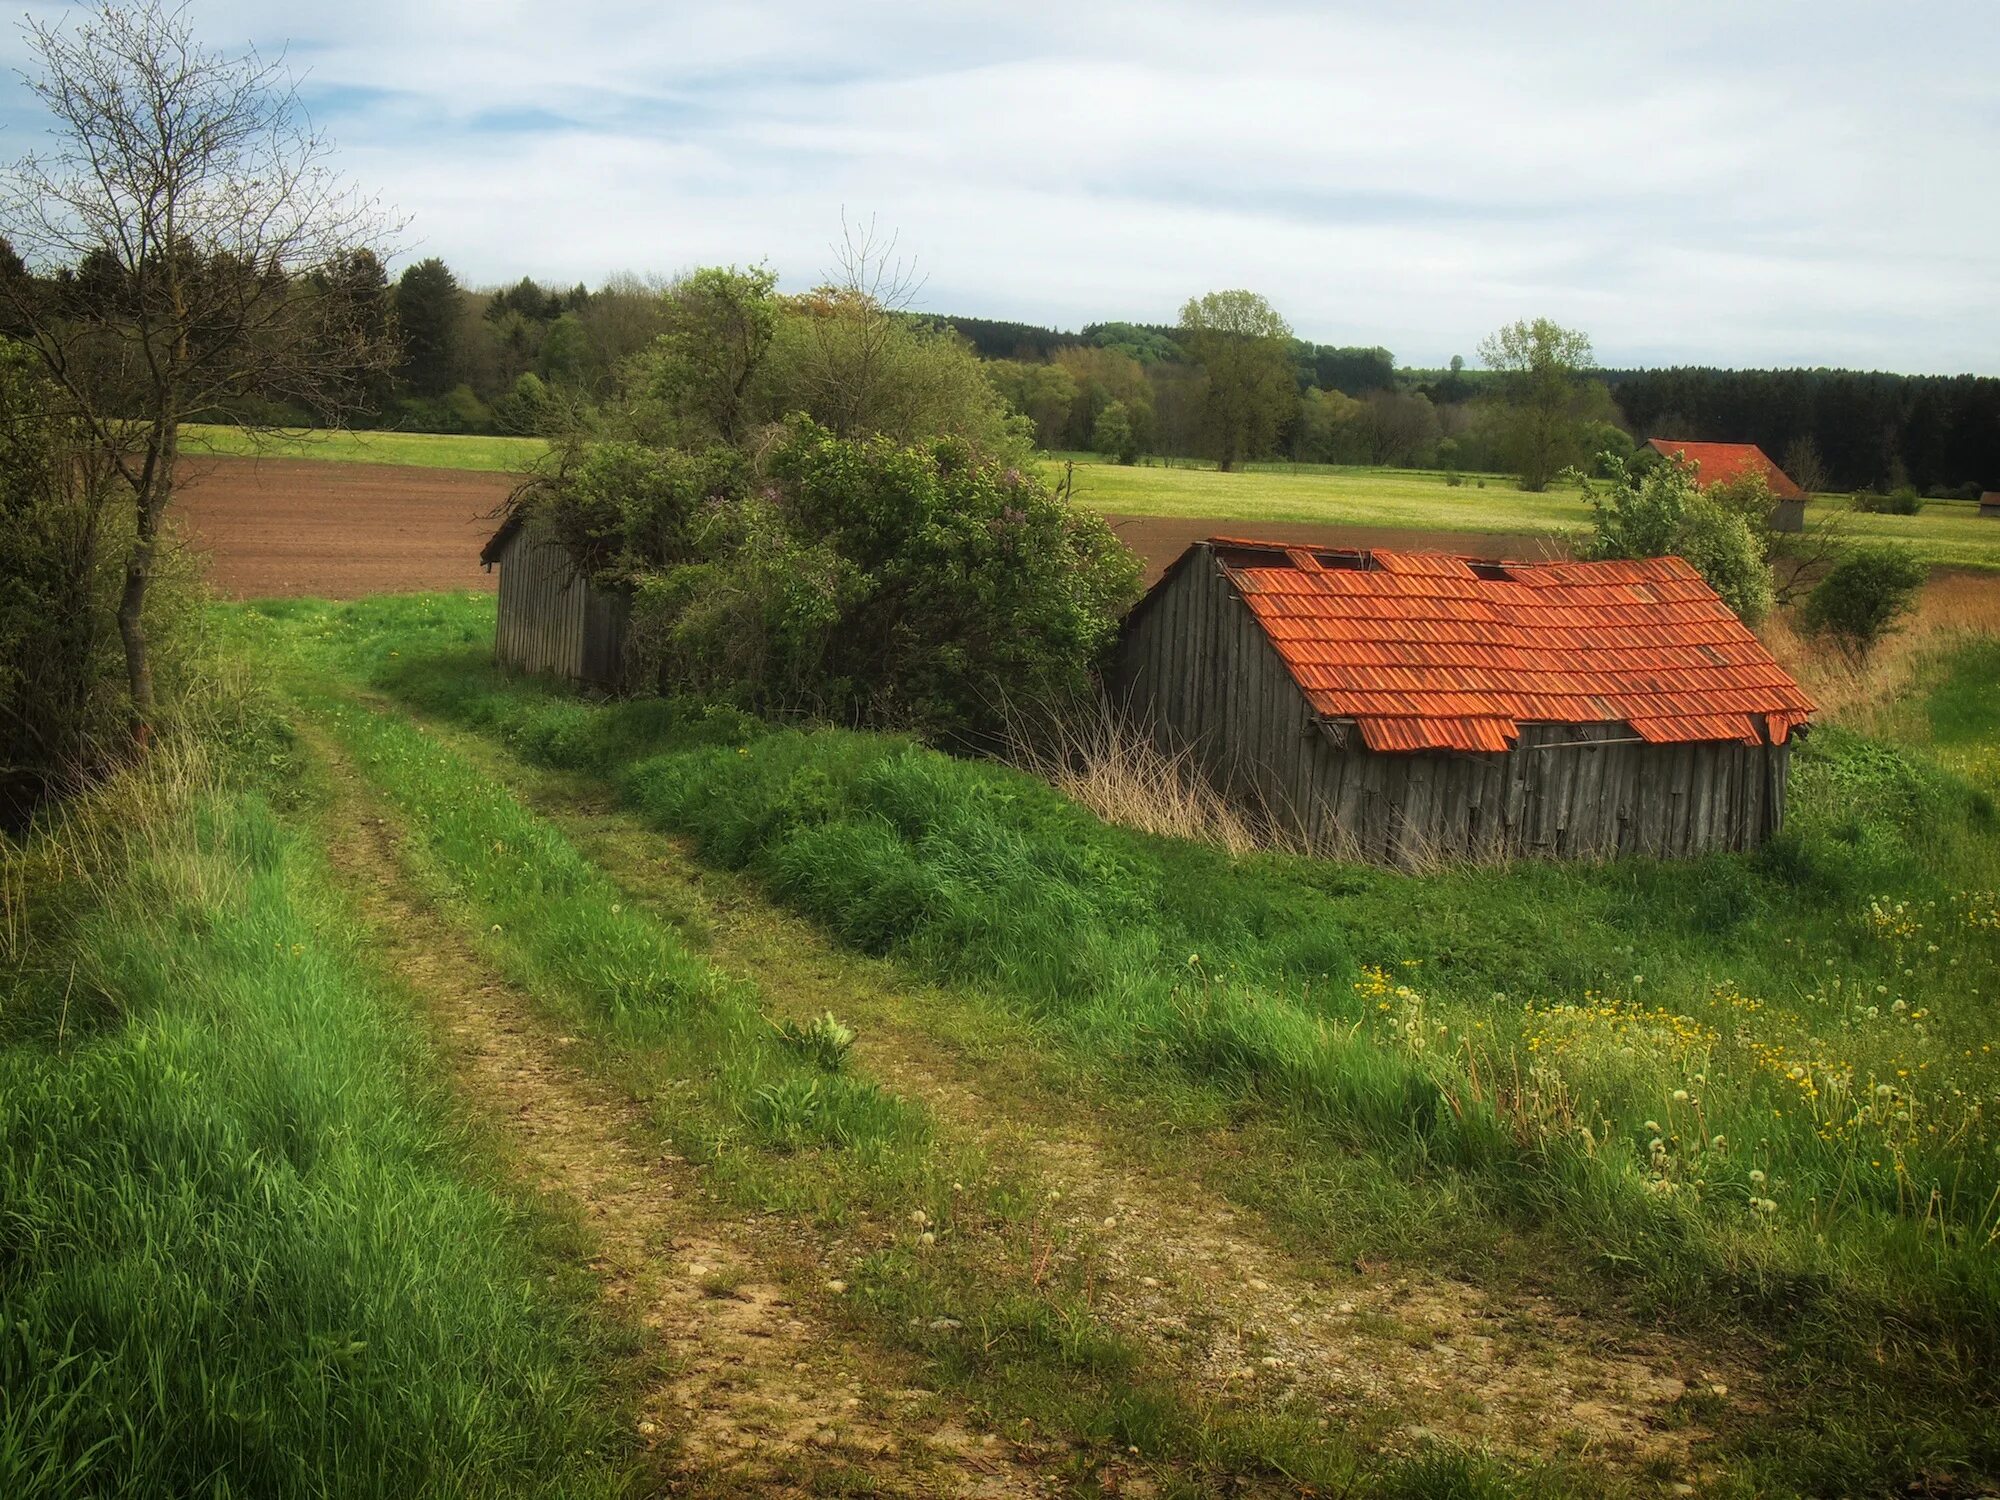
[1981,492,2000,520]
[1645,438,1808,533]
[1109,539,1815,866]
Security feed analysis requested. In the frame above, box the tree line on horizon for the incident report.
[256,255,1999,497]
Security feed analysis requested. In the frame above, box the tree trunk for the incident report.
[117,420,177,750]
[116,501,160,749]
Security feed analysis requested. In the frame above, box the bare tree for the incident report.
[791,211,926,438]
[0,1,400,743]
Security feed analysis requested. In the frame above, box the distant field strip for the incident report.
[184,423,547,473]
[180,425,2000,567]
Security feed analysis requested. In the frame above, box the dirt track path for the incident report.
[420,718,1756,1489]
[310,731,1049,1499]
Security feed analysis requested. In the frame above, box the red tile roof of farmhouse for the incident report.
[1645,438,1807,501]
[1198,538,1816,755]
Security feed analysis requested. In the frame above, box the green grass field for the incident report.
[1050,452,2000,567]
[183,423,547,473]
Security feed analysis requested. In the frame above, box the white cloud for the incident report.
[2,0,1995,370]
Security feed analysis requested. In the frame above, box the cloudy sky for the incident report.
[3,1,1996,372]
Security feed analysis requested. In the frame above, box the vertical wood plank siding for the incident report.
[1108,548,1792,865]
[492,525,629,689]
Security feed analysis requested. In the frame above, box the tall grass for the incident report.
[1006,700,1303,855]
[0,735,628,1498]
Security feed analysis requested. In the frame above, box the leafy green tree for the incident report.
[1092,400,1139,464]
[1801,547,1928,660]
[986,359,1078,449]
[1084,321,1182,364]
[1177,290,1296,471]
[497,371,552,435]
[765,296,1021,455]
[1356,390,1440,466]
[1580,453,1774,622]
[641,264,779,445]
[1294,387,1363,463]
[1052,346,1151,452]
[537,313,590,390]
[1478,317,1595,491]
[395,258,464,398]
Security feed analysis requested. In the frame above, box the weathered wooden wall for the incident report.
[1108,546,1791,865]
[492,524,628,688]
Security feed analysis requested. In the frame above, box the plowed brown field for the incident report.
[178,453,1562,598]
[179,455,515,599]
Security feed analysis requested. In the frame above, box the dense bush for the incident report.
[1801,546,1929,660]
[1577,451,1774,623]
[536,418,1140,737]
[0,346,202,827]
[529,440,749,579]
[1850,487,1924,515]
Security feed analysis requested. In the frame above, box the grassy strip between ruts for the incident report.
[292,677,1590,1498]
[237,590,2000,1495]
[0,733,633,1499]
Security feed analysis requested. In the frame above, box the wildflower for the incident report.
[1644,1120,1661,1134]
[1749,1169,1766,1186]
[1672,1089,1690,1103]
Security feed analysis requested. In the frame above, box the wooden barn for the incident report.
[1107,539,1816,866]
[481,513,628,688]
[1980,492,2000,519]
[1646,438,1808,532]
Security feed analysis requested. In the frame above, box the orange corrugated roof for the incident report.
[1204,540,1815,754]
[1646,439,1807,501]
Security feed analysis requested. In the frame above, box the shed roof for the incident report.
[1194,539,1814,754]
[480,511,526,567]
[1645,439,1807,501]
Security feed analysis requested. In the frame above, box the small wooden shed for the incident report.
[1108,539,1816,866]
[481,513,628,688]
[1980,492,2000,519]
[1646,438,1808,532]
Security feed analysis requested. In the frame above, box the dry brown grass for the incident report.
[1010,706,1308,855]
[1762,568,2000,730]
